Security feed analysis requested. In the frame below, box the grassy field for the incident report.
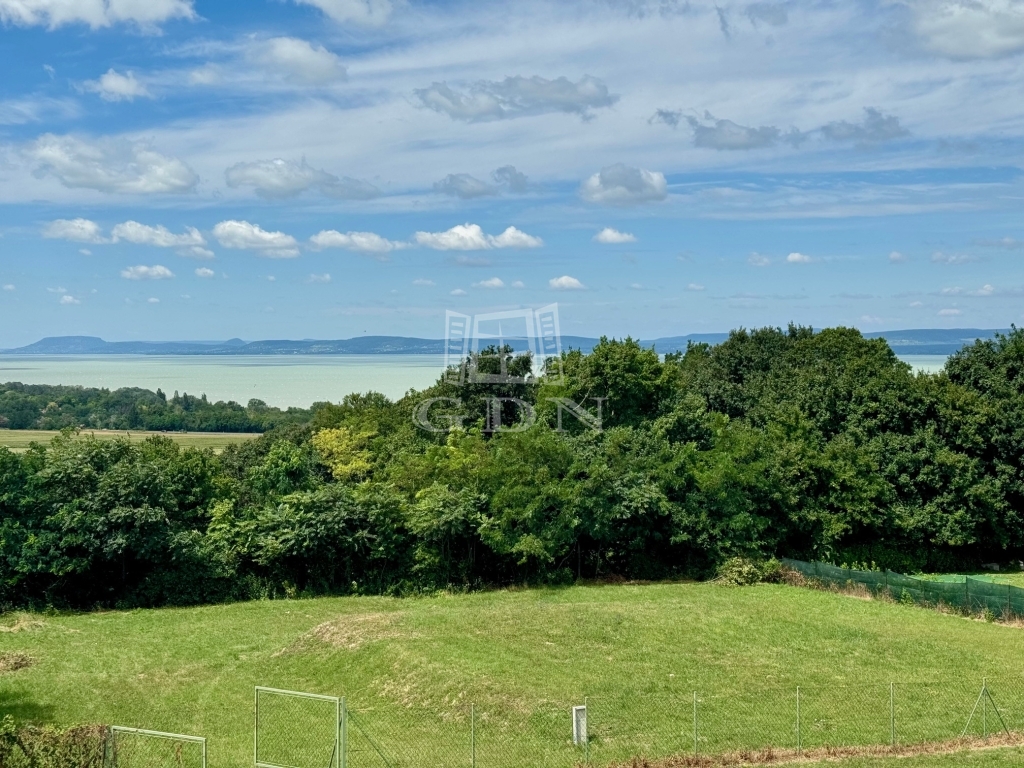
[0,429,260,454]
[3,583,1024,768]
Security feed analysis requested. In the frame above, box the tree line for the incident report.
[0,325,1021,610]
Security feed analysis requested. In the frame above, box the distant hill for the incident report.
[1,329,1008,356]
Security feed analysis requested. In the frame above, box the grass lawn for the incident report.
[3,583,1024,768]
[0,429,259,454]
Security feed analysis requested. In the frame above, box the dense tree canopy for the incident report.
[1,325,1022,609]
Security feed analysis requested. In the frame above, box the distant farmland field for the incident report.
[3,582,1024,768]
[0,429,260,453]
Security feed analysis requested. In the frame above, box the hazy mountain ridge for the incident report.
[2,329,1008,356]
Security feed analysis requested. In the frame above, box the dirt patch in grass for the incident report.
[0,651,34,672]
[605,732,1023,767]
[279,612,403,654]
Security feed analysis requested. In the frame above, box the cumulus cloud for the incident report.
[473,277,505,289]
[433,173,498,199]
[308,273,332,283]
[27,134,198,194]
[225,158,379,200]
[212,220,299,257]
[687,283,706,291]
[3,284,14,291]
[450,288,467,296]
[786,252,814,263]
[931,251,977,264]
[492,165,530,193]
[195,267,215,277]
[593,227,636,244]
[59,294,80,304]
[549,275,585,290]
[413,223,542,251]
[748,252,771,267]
[309,230,404,254]
[938,308,963,316]
[820,108,909,145]
[415,75,617,122]
[111,221,210,258]
[648,109,683,128]
[82,69,150,101]
[43,217,105,243]
[686,112,783,150]
[580,164,667,206]
[148,297,160,303]
[889,251,908,262]
[412,278,434,286]
[976,236,1024,249]
[121,264,174,280]
[511,280,525,288]
[0,0,195,30]
[249,37,346,84]
[290,0,391,26]
[900,0,1024,59]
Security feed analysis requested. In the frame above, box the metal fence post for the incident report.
[983,679,987,738]
[889,682,895,746]
[796,687,801,755]
[254,687,259,768]
[692,691,698,758]
[471,703,476,768]
[340,697,347,768]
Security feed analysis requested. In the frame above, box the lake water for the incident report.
[0,353,951,409]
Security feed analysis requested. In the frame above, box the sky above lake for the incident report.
[1,0,1023,346]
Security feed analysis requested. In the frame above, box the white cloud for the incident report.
[511,280,525,288]
[938,308,963,316]
[111,221,206,251]
[889,251,907,262]
[412,278,434,286]
[629,283,644,290]
[931,251,977,264]
[308,273,332,283]
[580,164,667,206]
[59,294,79,304]
[549,275,585,290]
[148,297,160,304]
[82,69,151,102]
[291,0,391,26]
[212,220,299,258]
[433,173,498,199]
[0,0,195,30]
[27,134,198,194]
[416,75,616,122]
[970,284,996,296]
[2,284,14,291]
[686,113,783,150]
[786,252,813,263]
[195,267,215,278]
[593,227,636,244]
[474,277,505,289]
[687,283,706,291]
[491,226,543,249]
[121,264,175,280]
[43,217,105,243]
[310,230,404,253]
[748,252,771,267]
[79,248,91,255]
[901,0,1024,59]
[413,223,542,251]
[47,286,67,294]
[225,158,378,200]
[450,288,467,296]
[250,38,346,85]
[910,301,924,307]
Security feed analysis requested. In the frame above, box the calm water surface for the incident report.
[0,353,950,408]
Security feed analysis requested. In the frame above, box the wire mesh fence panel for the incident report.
[106,728,206,768]
[586,695,691,765]
[699,690,797,755]
[479,701,582,768]
[893,683,981,744]
[346,703,472,768]
[255,688,339,768]
[793,685,890,750]
[984,679,1024,734]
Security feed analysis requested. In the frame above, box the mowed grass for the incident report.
[3,583,1024,768]
[0,429,259,454]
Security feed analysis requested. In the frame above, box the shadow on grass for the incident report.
[0,688,56,723]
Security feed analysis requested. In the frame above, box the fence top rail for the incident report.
[255,686,341,703]
[110,726,207,744]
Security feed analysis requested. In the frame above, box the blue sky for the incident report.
[1,0,1023,346]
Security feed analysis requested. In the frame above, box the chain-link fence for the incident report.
[782,558,1024,618]
[106,727,206,768]
[86,680,1024,768]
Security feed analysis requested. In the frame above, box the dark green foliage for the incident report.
[0,382,313,433]
[1,326,1023,609]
